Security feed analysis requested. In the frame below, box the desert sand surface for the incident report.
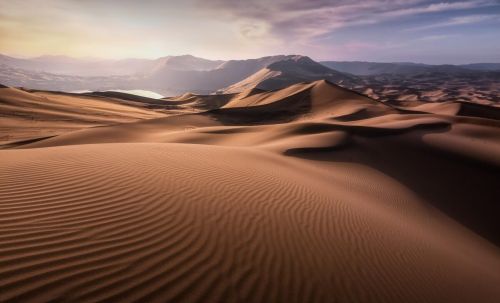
[0,87,173,145]
[1,80,500,302]
[359,72,500,107]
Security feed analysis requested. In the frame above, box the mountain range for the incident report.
[1,53,499,101]
[320,61,500,76]
[1,54,358,95]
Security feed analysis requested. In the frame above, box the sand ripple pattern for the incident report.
[1,144,499,303]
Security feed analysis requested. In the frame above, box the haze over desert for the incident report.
[1,1,500,302]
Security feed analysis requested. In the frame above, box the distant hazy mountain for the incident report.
[2,53,498,97]
[0,54,229,94]
[0,64,138,92]
[143,55,293,94]
[460,63,500,71]
[320,61,500,76]
[213,55,294,78]
[143,55,353,95]
[0,54,29,69]
[1,54,358,95]
[0,54,155,76]
[147,55,224,74]
[222,56,359,93]
[0,53,270,79]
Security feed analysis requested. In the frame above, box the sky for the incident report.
[0,0,499,63]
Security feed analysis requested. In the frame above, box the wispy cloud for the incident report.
[408,14,500,30]
[417,34,460,41]
[383,0,497,17]
[199,0,499,42]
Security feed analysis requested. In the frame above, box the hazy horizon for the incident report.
[1,0,500,64]
[0,53,500,65]
[2,52,500,65]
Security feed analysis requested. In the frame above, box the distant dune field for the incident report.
[1,80,499,302]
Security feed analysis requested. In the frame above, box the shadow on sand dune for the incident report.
[285,125,500,246]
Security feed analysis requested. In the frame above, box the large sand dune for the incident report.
[0,87,168,145]
[1,80,499,302]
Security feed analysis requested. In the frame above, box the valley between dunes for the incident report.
[1,80,499,302]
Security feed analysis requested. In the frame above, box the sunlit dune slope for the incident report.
[0,86,165,144]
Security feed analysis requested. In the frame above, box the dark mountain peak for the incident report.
[267,55,330,73]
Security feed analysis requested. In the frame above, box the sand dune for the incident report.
[0,86,167,144]
[162,92,235,111]
[1,80,500,302]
